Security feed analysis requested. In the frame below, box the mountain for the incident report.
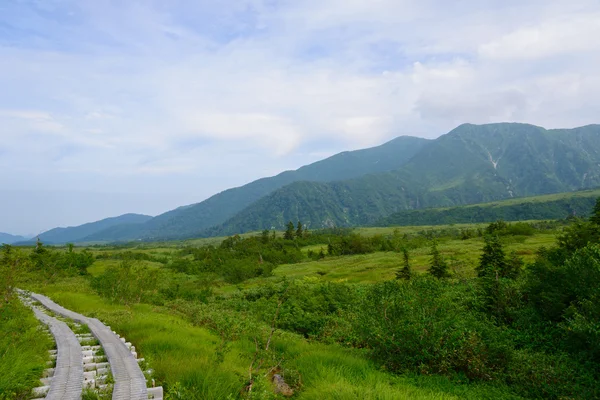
[0,232,27,244]
[84,136,429,241]
[207,123,600,235]
[36,213,152,244]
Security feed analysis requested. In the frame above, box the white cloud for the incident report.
[1,0,600,233]
[479,13,600,60]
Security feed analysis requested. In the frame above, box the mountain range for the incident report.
[0,232,28,244]
[23,122,600,243]
[20,213,152,245]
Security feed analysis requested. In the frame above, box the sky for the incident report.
[1,0,600,236]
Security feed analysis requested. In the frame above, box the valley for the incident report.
[2,123,600,399]
[3,205,600,399]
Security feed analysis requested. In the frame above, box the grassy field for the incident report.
[216,230,556,294]
[23,277,520,400]
[6,220,576,399]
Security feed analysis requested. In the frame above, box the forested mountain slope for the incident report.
[34,213,152,244]
[85,136,429,241]
[208,123,600,235]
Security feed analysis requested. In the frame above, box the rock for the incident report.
[272,374,294,397]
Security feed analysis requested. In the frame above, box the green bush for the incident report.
[354,278,511,380]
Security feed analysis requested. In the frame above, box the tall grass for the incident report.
[0,299,52,400]
[28,278,524,399]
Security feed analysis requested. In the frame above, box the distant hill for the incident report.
[207,123,600,235]
[36,213,152,244]
[0,232,27,244]
[377,189,600,227]
[84,136,429,241]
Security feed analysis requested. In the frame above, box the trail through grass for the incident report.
[24,278,521,399]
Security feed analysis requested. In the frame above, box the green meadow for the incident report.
[3,214,600,399]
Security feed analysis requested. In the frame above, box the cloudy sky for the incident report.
[1,0,599,235]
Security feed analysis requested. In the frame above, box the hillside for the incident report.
[378,188,600,226]
[35,213,152,244]
[0,232,27,244]
[208,123,600,235]
[84,136,429,241]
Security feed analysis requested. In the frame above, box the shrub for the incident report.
[354,278,511,380]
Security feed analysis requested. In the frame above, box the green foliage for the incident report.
[556,218,599,256]
[354,278,511,380]
[476,235,507,279]
[428,242,450,279]
[326,233,395,256]
[381,194,600,227]
[396,248,412,280]
[296,221,304,239]
[526,244,600,322]
[91,260,163,305]
[590,197,600,226]
[0,298,53,399]
[284,221,295,240]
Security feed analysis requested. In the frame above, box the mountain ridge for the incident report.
[83,135,429,241]
[0,232,28,244]
[204,123,600,236]
[22,122,600,243]
[34,213,152,244]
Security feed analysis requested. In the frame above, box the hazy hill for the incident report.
[36,213,152,244]
[0,232,27,244]
[208,123,600,235]
[84,136,429,241]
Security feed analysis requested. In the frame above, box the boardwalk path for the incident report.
[31,307,84,400]
[30,292,148,400]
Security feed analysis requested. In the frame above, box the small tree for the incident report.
[477,235,507,279]
[428,242,450,278]
[296,221,304,239]
[505,251,524,279]
[260,229,270,244]
[396,248,412,280]
[590,197,600,226]
[283,221,295,240]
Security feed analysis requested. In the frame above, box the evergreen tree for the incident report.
[396,247,412,280]
[590,197,600,226]
[261,229,270,244]
[296,221,304,239]
[505,251,524,279]
[428,242,450,278]
[318,248,325,260]
[284,221,295,240]
[477,235,507,279]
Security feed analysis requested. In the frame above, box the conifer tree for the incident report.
[396,247,412,280]
[428,242,450,278]
[505,251,524,279]
[477,235,507,279]
[590,197,600,226]
[283,221,295,240]
[296,221,304,239]
[261,229,270,244]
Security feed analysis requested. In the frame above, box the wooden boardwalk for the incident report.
[31,307,84,400]
[30,292,148,400]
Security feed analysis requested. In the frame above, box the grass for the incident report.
[214,232,557,294]
[22,277,522,399]
[0,296,53,400]
[9,220,566,399]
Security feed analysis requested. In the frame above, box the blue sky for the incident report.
[1,0,600,235]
